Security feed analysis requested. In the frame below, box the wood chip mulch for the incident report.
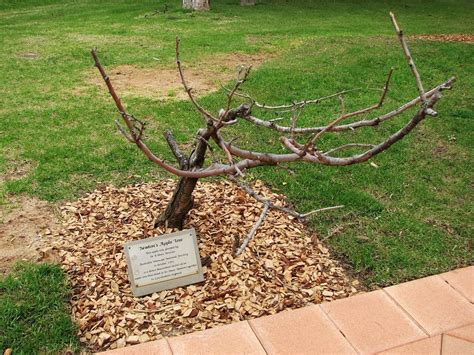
[411,34,474,43]
[47,179,359,352]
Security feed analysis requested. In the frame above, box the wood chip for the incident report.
[53,180,359,352]
[126,335,140,345]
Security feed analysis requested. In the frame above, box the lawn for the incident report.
[0,263,78,354]
[0,0,472,329]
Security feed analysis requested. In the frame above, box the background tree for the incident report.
[92,13,455,255]
[183,0,210,11]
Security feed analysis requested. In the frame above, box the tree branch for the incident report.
[115,120,134,143]
[175,36,217,123]
[304,67,393,151]
[280,91,446,166]
[224,65,252,113]
[227,88,360,111]
[390,12,427,106]
[230,175,344,255]
[324,143,375,156]
[164,130,188,169]
[241,78,454,134]
[235,203,269,256]
[92,48,268,178]
[228,175,344,220]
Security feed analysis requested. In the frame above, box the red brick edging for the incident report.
[100,266,473,354]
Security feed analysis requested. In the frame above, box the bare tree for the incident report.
[91,13,455,255]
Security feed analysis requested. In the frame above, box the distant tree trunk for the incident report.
[183,0,210,10]
[240,0,256,5]
[183,0,193,9]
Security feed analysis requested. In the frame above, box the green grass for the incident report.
[0,0,472,289]
[0,263,78,354]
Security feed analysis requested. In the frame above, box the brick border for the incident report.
[100,266,473,354]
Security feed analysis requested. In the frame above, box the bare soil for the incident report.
[0,197,59,275]
[411,34,474,43]
[0,159,37,181]
[88,52,274,100]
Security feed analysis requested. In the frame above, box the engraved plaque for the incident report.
[124,228,204,297]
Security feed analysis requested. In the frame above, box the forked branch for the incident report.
[302,67,394,153]
[230,175,343,256]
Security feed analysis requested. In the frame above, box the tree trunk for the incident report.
[155,176,199,229]
[182,0,193,9]
[240,0,256,5]
[155,129,208,229]
[183,0,210,11]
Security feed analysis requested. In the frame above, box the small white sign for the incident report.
[124,229,204,297]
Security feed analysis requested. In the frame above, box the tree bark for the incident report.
[182,0,193,9]
[240,0,256,5]
[155,129,208,229]
[183,0,210,11]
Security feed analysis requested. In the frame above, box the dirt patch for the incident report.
[411,34,474,44]
[425,217,457,237]
[245,34,304,50]
[51,180,359,352]
[246,35,265,45]
[205,51,274,69]
[0,197,59,275]
[0,159,37,181]
[432,142,449,157]
[17,52,40,59]
[88,52,275,100]
[68,34,160,49]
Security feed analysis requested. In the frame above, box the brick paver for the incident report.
[445,323,474,342]
[440,266,474,303]
[321,290,427,353]
[167,321,265,355]
[101,339,172,354]
[442,335,474,354]
[385,275,474,335]
[377,335,442,354]
[249,305,356,354]
[100,267,474,354]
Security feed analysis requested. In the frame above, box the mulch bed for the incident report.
[411,34,474,43]
[47,179,359,352]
